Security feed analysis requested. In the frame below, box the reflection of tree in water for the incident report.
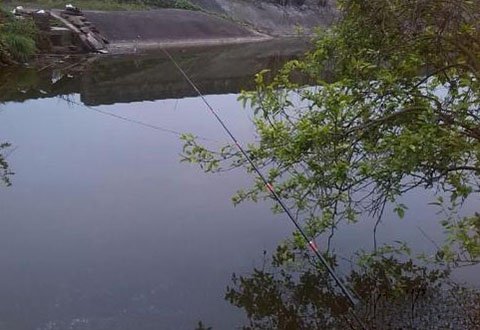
[0,142,13,186]
[225,246,480,329]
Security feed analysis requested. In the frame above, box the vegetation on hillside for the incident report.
[132,0,200,10]
[1,0,200,11]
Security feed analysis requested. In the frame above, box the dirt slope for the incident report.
[84,9,260,43]
[191,0,338,36]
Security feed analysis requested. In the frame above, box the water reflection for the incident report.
[0,39,309,106]
[0,94,294,330]
[0,142,13,186]
[225,246,480,329]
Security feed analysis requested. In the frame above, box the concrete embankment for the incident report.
[84,9,268,52]
[8,1,336,55]
[81,1,337,51]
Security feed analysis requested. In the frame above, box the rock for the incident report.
[12,6,25,15]
[85,33,105,51]
[67,15,86,27]
[49,27,74,47]
[65,4,82,15]
[51,8,110,53]
[32,12,51,31]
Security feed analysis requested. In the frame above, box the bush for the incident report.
[2,33,36,62]
[0,10,37,63]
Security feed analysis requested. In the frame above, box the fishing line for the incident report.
[161,48,367,328]
[57,96,216,142]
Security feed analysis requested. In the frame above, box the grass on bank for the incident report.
[0,8,37,63]
[1,0,200,11]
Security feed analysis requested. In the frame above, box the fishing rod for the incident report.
[161,48,367,328]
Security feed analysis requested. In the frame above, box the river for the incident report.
[0,40,478,329]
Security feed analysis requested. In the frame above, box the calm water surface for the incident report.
[0,41,478,330]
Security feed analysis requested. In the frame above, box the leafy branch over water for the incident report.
[182,0,480,263]
[182,1,480,326]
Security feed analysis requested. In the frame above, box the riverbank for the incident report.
[0,0,336,65]
[83,9,268,53]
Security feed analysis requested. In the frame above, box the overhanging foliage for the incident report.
[182,0,480,261]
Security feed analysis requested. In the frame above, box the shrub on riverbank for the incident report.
[0,9,37,63]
